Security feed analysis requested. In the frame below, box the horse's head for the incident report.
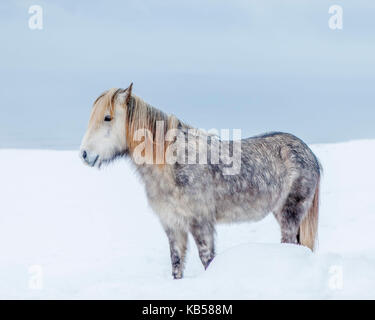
[80,83,133,168]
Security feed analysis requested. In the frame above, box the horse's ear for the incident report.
[125,82,133,105]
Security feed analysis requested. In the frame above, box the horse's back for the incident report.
[243,131,321,174]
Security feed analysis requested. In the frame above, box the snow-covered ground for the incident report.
[0,140,375,299]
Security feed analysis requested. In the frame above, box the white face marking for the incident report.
[80,92,127,168]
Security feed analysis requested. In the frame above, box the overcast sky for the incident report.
[0,0,375,149]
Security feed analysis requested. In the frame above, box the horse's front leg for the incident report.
[190,218,216,269]
[164,226,188,279]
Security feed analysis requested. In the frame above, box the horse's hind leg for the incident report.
[189,218,215,269]
[274,179,313,245]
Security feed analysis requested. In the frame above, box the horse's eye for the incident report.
[104,115,112,122]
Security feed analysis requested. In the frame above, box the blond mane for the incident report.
[90,88,188,164]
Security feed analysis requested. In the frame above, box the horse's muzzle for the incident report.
[81,150,99,167]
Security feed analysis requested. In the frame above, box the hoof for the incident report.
[203,256,215,270]
[173,271,183,279]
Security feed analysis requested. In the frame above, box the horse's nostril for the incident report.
[82,150,87,159]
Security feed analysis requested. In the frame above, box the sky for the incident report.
[0,0,374,149]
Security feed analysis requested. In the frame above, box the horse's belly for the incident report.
[215,203,270,223]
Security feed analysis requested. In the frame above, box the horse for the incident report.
[80,83,321,279]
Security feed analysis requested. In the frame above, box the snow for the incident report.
[0,140,375,299]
